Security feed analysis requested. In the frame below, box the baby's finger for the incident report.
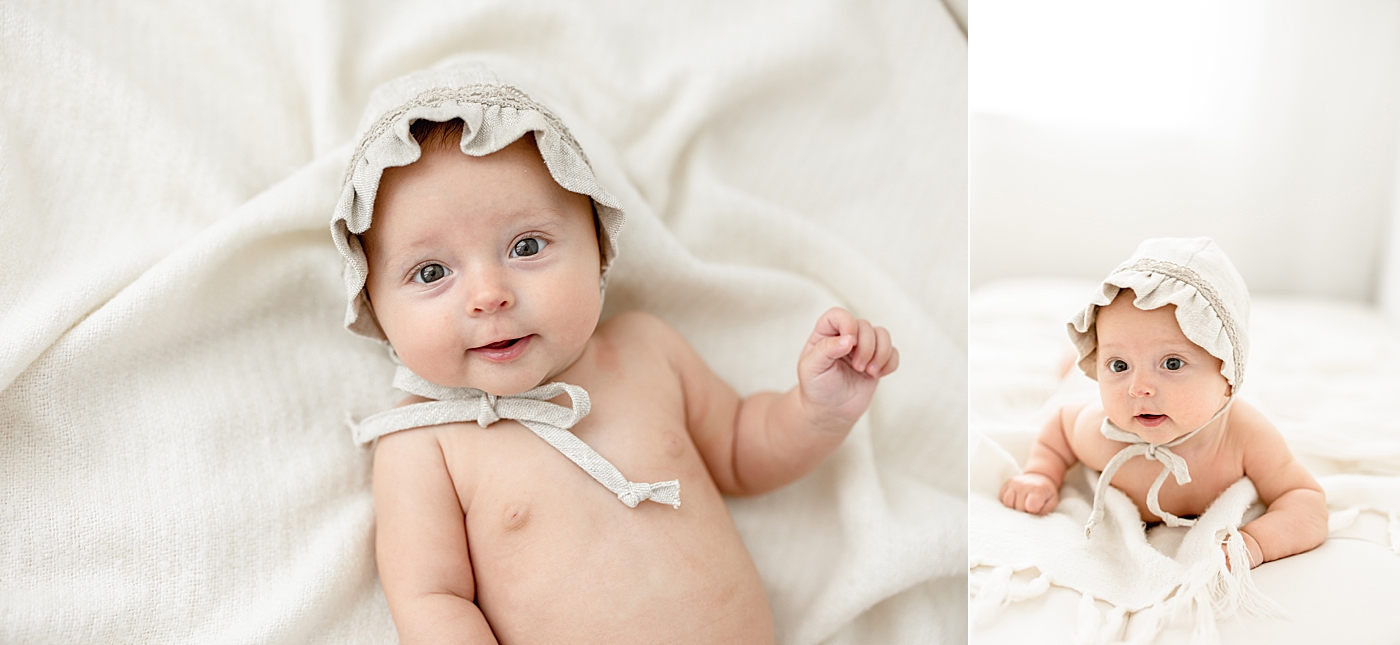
[1025,491,1045,514]
[809,307,857,346]
[852,320,877,372]
[868,326,895,377]
[819,333,854,359]
[882,347,900,376]
[1008,484,1030,509]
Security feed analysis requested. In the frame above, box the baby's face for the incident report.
[1094,292,1231,444]
[362,136,602,395]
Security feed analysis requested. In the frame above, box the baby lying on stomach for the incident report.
[331,64,898,644]
[999,238,1327,570]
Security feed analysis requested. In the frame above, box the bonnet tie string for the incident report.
[1084,397,1234,537]
[353,367,681,509]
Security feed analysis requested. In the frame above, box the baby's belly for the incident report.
[442,422,774,645]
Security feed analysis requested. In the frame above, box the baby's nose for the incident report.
[468,269,514,315]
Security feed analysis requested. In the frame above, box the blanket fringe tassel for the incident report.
[970,566,1052,625]
[973,527,1288,644]
[1067,529,1282,645]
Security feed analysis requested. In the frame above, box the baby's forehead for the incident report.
[373,139,581,223]
[1096,305,1209,354]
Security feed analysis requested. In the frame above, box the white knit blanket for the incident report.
[0,2,967,643]
[970,438,1281,645]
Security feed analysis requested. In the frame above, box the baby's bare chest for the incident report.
[1082,443,1248,521]
[1068,408,1249,519]
[430,381,770,643]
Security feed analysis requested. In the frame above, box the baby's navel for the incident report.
[501,503,531,532]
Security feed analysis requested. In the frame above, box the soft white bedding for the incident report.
[0,2,967,643]
[970,279,1400,645]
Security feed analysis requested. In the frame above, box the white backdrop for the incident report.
[971,0,1400,304]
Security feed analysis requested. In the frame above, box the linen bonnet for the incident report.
[330,61,625,345]
[1067,237,1250,391]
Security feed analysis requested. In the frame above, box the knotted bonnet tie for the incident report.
[1084,397,1234,537]
[353,367,680,509]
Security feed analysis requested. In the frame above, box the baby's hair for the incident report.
[410,118,467,154]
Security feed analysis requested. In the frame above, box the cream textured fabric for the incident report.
[1068,237,1250,390]
[355,367,680,508]
[0,2,965,643]
[330,63,625,344]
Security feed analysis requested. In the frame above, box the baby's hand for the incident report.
[1221,530,1264,571]
[797,307,899,428]
[1000,472,1060,514]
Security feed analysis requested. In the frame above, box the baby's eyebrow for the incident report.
[377,237,439,274]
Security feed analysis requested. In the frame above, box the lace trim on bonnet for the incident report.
[339,83,588,188]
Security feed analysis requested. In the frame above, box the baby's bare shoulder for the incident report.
[1229,398,1323,502]
[1061,402,1099,443]
[1226,399,1289,459]
[1062,403,1120,468]
[595,311,690,357]
[598,310,675,338]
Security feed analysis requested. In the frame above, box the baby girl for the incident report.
[330,64,898,644]
[999,238,1327,569]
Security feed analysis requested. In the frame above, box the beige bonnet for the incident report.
[1067,237,1250,390]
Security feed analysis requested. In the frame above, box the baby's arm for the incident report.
[651,308,897,495]
[374,430,497,645]
[1000,404,1084,514]
[1237,412,1328,568]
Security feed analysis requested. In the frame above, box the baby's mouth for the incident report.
[477,337,522,350]
[1136,413,1167,428]
[470,335,533,362]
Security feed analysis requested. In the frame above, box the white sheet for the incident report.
[970,279,1400,645]
[0,2,968,643]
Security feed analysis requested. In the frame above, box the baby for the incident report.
[999,238,1327,569]
[330,65,898,644]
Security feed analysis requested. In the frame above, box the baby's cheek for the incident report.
[386,309,461,382]
[556,285,602,348]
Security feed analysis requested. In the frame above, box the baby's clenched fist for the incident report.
[1000,472,1060,515]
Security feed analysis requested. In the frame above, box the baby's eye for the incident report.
[1108,359,1129,373]
[511,237,546,258]
[413,263,448,284]
[1162,357,1184,371]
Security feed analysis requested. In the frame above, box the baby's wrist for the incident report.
[1019,470,1061,488]
[792,387,857,435]
[1238,529,1264,567]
